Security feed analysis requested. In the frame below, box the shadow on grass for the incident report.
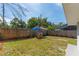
[0,36,47,43]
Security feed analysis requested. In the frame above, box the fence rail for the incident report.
[48,30,77,38]
[0,28,77,40]
[0,28,33,39]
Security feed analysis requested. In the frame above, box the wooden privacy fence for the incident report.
[47,30,77,38]
[0,28,77,40]
[0,28,33,39]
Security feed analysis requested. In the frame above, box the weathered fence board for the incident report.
[48,30,77,38]
[0,28,33,39]
[0,28,77,40]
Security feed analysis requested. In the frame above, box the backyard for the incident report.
[0,3,77,56]
[0,36,76,56]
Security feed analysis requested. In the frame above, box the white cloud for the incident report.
[55,3,62,7]
[24,3,41,14]
[0,16,11,25]
[5,17,11,23]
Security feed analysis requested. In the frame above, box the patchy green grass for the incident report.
[0,36,76,56]
[68,39,77,45]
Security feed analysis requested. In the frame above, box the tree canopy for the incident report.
[10,18,27,28]
[0,16,66,30]
[27,16,50,29]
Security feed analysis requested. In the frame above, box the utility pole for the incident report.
[2,3,5,26]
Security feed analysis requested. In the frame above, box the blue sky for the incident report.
[0,3,66,24]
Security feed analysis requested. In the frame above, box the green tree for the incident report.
[10,18,27,28]
[47,23,56,30]
[0,3,28,26]
[27,17,40,28]
[27,15,58,30]
[0,18,9,28]
[19,20,27,28]
[27,15,49,28]
[38,17,48,28]
[58,22,64,27]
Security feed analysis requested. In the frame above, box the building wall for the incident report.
[63,3,79,25]
[77,23,79,50]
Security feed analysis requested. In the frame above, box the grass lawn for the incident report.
[68,39,77,45]
[0,36,77,56]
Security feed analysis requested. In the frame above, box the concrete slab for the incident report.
[66,44,79,56]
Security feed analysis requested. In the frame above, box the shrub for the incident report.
[36,31,43,39]
[47,25,56,30]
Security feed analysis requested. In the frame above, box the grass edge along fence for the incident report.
[0,28,77,40]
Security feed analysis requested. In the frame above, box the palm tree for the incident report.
[0,3,28,26]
